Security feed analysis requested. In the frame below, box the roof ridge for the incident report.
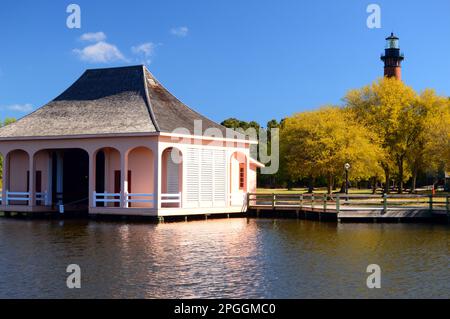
[141,66,161,132]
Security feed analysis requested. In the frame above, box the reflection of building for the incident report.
[0,66,263,217]
[381,33,404,80]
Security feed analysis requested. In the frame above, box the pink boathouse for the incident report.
[0,66,262,217]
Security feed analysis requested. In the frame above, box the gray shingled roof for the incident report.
[0,65,238,139]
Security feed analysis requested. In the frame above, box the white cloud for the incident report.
[79,32,107,42]
[170,26,189,37]
[131,42,157,65]
[73,41,127,63]
[132,42,156,56]
[3,103,33,113]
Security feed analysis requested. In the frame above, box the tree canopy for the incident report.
[345,77,450,193]
[281,106,383,193]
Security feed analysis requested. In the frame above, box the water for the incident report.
[0,217,448,299]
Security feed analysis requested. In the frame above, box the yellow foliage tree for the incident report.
[281,106,383,194]
[345,77,425,193]
[409,91,450,189]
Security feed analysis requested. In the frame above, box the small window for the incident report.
[239,163,245,190]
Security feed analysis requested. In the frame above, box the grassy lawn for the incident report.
[256,188,374,194]
[256,187,449,196]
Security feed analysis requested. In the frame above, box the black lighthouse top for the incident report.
[381,33,404,80]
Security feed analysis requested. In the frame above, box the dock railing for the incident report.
[248,193,450,215]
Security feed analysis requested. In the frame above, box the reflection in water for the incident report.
[0,218,448,298]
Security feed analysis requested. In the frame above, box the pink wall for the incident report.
[128,147,154,208]
[9,150,29,192]
[248,164,257,193]
[104,148,120,194]
[34,150,50,193]
[230,152,247,194]
[0,153,3,190]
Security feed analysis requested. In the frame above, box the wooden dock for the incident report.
[247,193,450,223]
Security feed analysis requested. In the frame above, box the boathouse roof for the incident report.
[0,65,241,139]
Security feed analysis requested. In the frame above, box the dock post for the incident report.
[428,194,433,212]
[311,194,315,212]
[272,193,276,210]
[383,193,387,215]
[336,194,340,213]
[300,194,303,210]
[323,194,327,213]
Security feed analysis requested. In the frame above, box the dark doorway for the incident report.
[50,149,89,210]
[63,149,89,207]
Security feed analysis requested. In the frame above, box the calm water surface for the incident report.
[0,217,448,298]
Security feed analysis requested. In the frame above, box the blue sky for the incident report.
[1,0,449,126]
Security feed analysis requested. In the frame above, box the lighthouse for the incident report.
[381,33,404,80]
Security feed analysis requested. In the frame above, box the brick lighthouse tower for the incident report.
[381,33,404,80]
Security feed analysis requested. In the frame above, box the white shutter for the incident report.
[186,148,199,203]
[200,149,213,204]
[166,153,179,194]
[213,150,226,204]
[185,148,227,207]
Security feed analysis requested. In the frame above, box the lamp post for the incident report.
[344,163,351,195]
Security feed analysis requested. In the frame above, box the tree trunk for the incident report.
[327,173,332,195]
[384,168,390,194]
[397,156,404,194]
[411,167,417,194]
[371,177,377,194]
[308,176,315,193]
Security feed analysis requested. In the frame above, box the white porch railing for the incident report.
[93,192,182,208]
[5,191,30,205]
[36,192,48,205]
[93,192,121,207]
[126,193,154,204]
[1,191,48,206]
[161,193,182,206]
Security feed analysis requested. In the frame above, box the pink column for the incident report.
[245,153,250,206]
[28,152,35,207]
[121,151,129,208]
[1,153,8,206]
[153,147,161,210]
[88,152,96,208]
